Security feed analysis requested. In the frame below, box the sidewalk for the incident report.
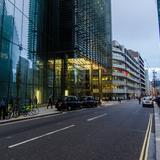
[154,104,160,160]
[0,105,59,125]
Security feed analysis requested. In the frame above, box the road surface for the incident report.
[0,100,154,160]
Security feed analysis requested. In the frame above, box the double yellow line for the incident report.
[139,114,153,160]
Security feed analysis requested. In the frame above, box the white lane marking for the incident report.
[8,125,75,149]
[87,113,107,122]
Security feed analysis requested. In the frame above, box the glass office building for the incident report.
[0,0,33,103]
[0,0,112,103]
[157,0,160,32]
[29,0,112,102]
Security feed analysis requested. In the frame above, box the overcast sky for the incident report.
[112,0,160,79]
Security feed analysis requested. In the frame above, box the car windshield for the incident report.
[144,97,152,100]
[80,97,94,101]
[65,97,77,101]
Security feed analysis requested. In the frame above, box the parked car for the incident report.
[80,96,98,108]
[142,96,154,107]
[55,96,81,111]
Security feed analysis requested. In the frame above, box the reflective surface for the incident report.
[0,0,30,102]
[0,0,112,103]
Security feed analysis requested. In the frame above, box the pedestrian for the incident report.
[0,98,6,120]
[33,96,38,108]
[47,95,53,109]
[118,97,121,103]
[138,97,141,104]
[29,97,32,107]
[9,97,14,109]
[8,97,14,113]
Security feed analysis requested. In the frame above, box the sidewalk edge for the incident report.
[154,104,160,160]
[0,111,60,125]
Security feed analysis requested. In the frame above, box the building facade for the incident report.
[128,50,146,96]
[28,0,112,102]
[0,0,35,103]
[109,41,145,100]
[157,0,160,33]
[0,0,112,103]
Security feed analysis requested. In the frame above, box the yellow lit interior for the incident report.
[68,58,99,70]
[36,90,41,104]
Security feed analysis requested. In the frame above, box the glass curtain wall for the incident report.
[0,0,112,104]
[0,0,37,104]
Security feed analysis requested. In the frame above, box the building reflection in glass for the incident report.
[0,0,32,104]
[0,0,112,104]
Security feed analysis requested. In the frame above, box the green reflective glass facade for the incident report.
[0,0,112,103]
[0,0,33,103]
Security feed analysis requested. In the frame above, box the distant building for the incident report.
[108,41,145,100]
[145,69,151,95]
[128,50,146,96]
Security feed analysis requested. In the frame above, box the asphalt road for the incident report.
[0,100,153,160]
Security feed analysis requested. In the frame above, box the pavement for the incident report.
[0,101,119,125]
[0,100,153,160]
[0,105,59,124]
[154,104,160,160]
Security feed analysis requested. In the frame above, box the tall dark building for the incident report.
[157,0,160,33]
[28,0,112,102]
[35,0,111,65]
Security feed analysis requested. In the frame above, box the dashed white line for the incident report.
[87,113,107,122]
[8,124,75,149]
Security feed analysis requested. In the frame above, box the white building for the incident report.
[110,41,145,99]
